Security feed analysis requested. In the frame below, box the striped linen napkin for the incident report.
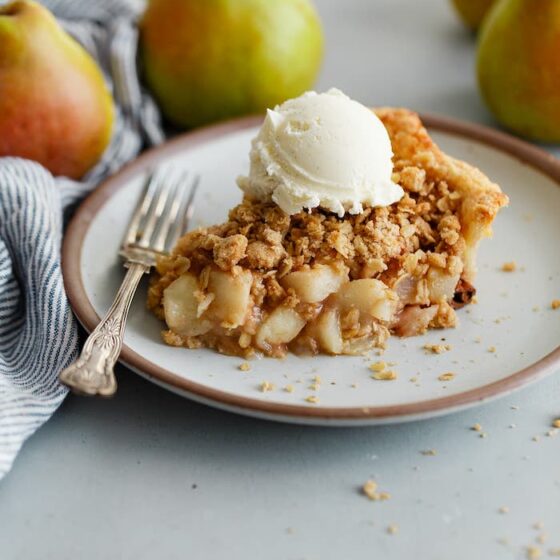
[0,0,164,479]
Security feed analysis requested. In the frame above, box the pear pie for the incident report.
[148,108,508,358]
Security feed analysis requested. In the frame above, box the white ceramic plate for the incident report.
[63,115,560,426]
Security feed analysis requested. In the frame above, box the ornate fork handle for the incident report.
[59,262,150,396]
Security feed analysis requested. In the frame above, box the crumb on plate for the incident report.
[371,371,397,381]
[387,524,398,535]
[424,343,451,354]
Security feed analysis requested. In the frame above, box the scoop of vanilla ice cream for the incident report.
[237,88,404,217]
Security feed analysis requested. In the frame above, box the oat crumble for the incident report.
[259,381,275,392]
[369,361,387,372]
[424,343,451,354]
[421,449,437,456]
[501,261,516,272]
[371,370,398,381]
[362,480,391,502]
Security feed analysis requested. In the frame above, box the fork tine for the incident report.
[124,170,160,247]
[150,170,189,252]
[137,169,175,248]
[181,175,200,234]
[163,174,200,253]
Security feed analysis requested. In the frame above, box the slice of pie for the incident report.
[148,104,508,358]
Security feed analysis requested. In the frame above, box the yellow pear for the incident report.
[451,0,497,31]
[477,0,560,142]
[139,0,324,129]
[0,1,114,179]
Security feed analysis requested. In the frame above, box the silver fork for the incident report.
[59,165,199,397]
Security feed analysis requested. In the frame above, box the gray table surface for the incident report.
[2,1,560,559]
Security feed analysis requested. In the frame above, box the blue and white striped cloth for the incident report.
[0,0,164,478]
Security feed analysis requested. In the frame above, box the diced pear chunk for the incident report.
[208,269,252,328]
[256,307,306,349]
[336,279,397,322]
[393,304,438,337]
[314,308,343,354]
[281,264,348,303]
[163,274,212,336]
[427,268,460,303]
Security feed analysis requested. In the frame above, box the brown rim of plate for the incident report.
[62,112,560,420]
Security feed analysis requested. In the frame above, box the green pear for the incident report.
[0,1,114,179]
[451,0,497,30]
[139,0,324,129]
[477,0,560,142]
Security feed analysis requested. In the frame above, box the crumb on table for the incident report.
[438,372,455,382]
[552,299,560,310]
[238,362,251,371]
[501,261,517,272]
[362,480,391,502]
[526,545,542,560]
